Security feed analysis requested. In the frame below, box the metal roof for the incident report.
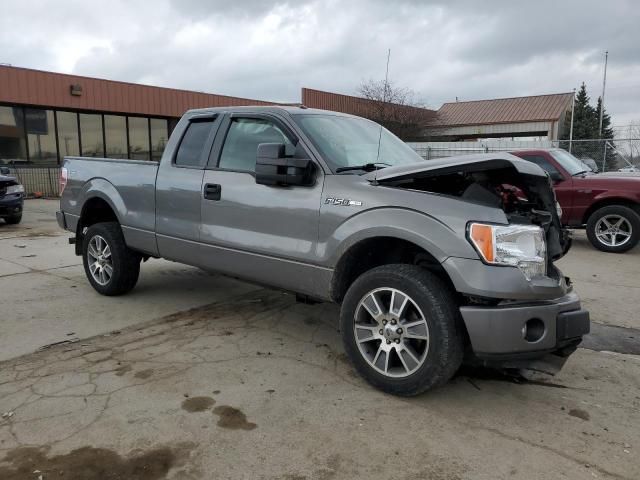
[435,93,573,127]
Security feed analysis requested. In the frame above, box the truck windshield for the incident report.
[293,114,424,172]
[549,149,592,176]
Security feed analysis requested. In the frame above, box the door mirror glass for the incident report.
[0,166,10,175]
[549,171,564,183]
[255,143,314,186]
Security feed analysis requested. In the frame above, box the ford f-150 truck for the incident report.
[511,149,640,253]
[57,106,590,395]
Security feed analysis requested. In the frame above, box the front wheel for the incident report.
[340,264,464,396]
[586,205,640,253]
[82,222,141,296]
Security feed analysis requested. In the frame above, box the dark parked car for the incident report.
[0,166,24,225]
[511,149,640,253]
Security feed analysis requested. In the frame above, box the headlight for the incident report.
[6,184,24,195]
[468,223,546,280]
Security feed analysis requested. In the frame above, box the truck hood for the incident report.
[363,152,547,183]
[364,152,570,262]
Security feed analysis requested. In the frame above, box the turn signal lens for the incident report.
[469,223,494,262]
[59,167,68,194]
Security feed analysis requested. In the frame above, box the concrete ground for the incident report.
[0,200,639,479]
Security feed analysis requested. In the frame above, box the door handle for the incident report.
[203,183,222,200]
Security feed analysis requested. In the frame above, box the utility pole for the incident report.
[569,87,576,153]
[599,50,608,136]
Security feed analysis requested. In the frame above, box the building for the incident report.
[0,65,273,168]
[430,93,574,141]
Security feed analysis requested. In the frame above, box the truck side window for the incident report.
[520,155,561,177]
[218,118,292,173]
[174,120,214,168]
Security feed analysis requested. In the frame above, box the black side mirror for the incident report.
[0,166,10,175]
[255,143,314,186]
[549,171,564,183]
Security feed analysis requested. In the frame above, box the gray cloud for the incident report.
[1,0,639,124]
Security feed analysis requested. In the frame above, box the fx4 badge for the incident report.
[325,197,363,206]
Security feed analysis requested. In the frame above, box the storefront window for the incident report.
[56,111,80,161]
[25,108,57,165]
[128,116,150,160]
[104,115,128,159]
[150,118,168,161]
[0,106,28,164]
[80,113,104,157]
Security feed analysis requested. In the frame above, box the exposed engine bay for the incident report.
[377,162,572,263]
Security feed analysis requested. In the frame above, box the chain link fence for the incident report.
[4,166,60,198]
[409,139,640,173]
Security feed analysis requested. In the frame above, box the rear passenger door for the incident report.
[199,113,327,296]
[156,114,220,264]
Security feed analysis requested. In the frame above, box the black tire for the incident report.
[340,264,464,396]
[5,214,22,224]
[586,205,640,253]
[82,221,141,296]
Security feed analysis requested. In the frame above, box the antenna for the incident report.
[373,48,391,185]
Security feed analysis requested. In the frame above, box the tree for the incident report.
[561,83,620,170]
[356,79,437,140]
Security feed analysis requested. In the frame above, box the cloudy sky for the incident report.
[2,0,639,125]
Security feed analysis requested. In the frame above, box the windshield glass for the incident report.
[293,114,424,172]
[549,149,591,175]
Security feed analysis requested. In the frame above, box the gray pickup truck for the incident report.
[57,106,589,395]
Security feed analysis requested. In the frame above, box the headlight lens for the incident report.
[6,184,24,195]
[468,223,546,280]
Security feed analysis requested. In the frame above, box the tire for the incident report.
[82,221,141,296]
[5,214,22,225]
[340,264,464,396]
[586,205,640,253]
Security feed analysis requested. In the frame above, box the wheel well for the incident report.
[75,197,118,254]
[330,236,455,303]
[582,198,640,225]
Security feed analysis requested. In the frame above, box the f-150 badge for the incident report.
[325,197,363,206]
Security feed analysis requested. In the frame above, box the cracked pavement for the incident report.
[0,200,639,479]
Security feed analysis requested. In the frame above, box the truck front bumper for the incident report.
[460,291,590,360]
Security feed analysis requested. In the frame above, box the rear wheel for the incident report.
[340,264,464,396]
[586,205,640,253]
[82,221,141,295]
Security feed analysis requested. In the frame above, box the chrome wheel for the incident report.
[353,287,430,378]
[87,235,113,286]
[595,215,633,247]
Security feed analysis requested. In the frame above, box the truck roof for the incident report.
[184,105,358,117]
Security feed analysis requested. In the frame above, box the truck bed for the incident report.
[62,156,159,255]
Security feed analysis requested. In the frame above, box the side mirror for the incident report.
[549,171,564,183]
[255,143,314,186]
[0,166,10,175]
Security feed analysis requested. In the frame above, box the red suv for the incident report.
[511,149,640,253]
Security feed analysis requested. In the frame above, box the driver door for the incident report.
[199,113,327,296]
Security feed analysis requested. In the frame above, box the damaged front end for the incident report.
[366,154,572,271]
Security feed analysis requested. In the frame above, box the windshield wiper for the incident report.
[335,162,391,173]
[572,170,591,176]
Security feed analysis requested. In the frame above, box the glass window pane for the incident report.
[25,108,57,165]
[80,113,104,157]
[128,117,150,160]
[174,120,214,167]
[219,118,292,172]
[104,115,127,159]
[150,118,168,162]
[0,106,28,164]
[56,111,79,161]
